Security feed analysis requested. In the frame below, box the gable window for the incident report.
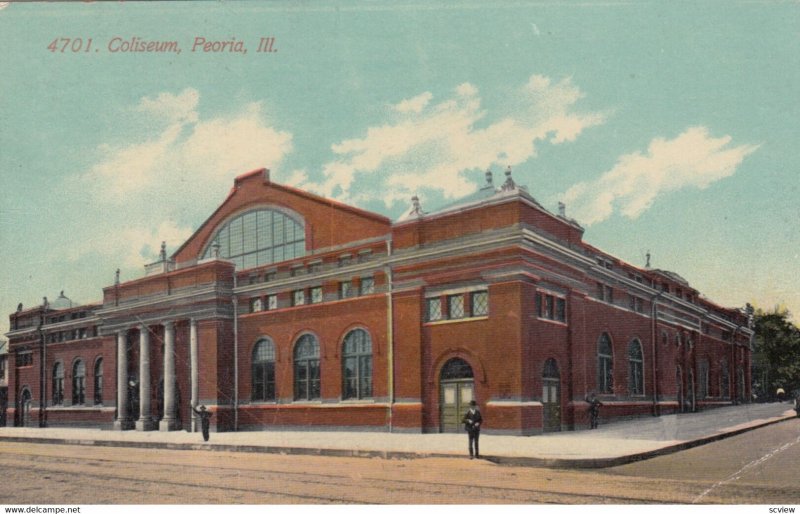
[448,294,465,319]
[598,333,614,394]
[252,338,276,402]
[471,291,489,316]
[359,276,375,296]
[72,360,86,405]
[52,362,64,406]
[426,298,442,321]
[201,208,305,270]
[342,329,372,400]
[628,339,644,396]
[294,334,321,401]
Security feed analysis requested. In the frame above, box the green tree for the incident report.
[752,307,800,400]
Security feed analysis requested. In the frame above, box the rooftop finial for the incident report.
[501,165,516,191]
[159,241,167,262]
[645,251,651,269]
[410,195,424,217]
[558,202,566,217]
[115,268,120,285]
[485,169,494,187]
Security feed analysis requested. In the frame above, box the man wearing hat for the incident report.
[192,404,213,442]
[462,400,483,459]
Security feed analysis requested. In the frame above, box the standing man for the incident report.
[193,404,213,442]
[462,400,483,459]
[586,393,603,429]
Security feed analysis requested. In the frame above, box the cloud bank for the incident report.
[307,75,606,207]
[561,126,760,226]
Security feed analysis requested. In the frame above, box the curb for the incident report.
[0,414,795,469]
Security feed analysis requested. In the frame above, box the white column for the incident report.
[136,326,155,431]
[190,319,199,433]
[114,330,131,430]
[160,321,179,431]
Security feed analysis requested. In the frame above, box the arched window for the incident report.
[627,339,644,396]
[52,362,64,406]
[342,329,372,400]
[94,358,103,405]
[597,333,613,394]
[252,338,276,401]
[294,334,320,401]
[697,359,709,399]
[440,358,474,380]
[202,208,305,269]
[72,360,86,405]
[720,360,730,399]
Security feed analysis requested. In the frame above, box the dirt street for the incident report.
[1,419,798,504]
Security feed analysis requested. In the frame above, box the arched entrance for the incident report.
[542,358,561,432]
[439,358,474,433]
[19,388,32,427]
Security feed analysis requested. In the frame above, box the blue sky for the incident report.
[1,1,798,335]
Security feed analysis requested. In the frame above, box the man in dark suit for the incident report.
[462,400,483,459]
[193,404,213,442]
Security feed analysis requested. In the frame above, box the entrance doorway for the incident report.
[542,358,561,432]
[439,358,474,433]
[19,388,32,427]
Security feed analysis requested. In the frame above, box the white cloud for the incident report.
[65,88,294,269]
[313,74,605,207]
[561,126,760,226]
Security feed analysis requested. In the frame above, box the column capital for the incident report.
[162,320,175,330]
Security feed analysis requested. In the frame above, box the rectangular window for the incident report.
[16,352,33,367]
[360,276,375,295]
[339,281,353,299]
[448,294,465,319]
[544,295,554,319]
[338,255,352,268]
[310,286,323,304]
[427,298,442,321]
[357,249,372,263]
[266,294,278,310]
[264,271,277,282]
[535,293,543,317]
[292,289,306,306]
[250,297,263,313]
[471,291,489,316]
[307,261,322,274]
[556,297,566,322]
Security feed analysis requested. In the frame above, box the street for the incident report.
[0,419,798,504]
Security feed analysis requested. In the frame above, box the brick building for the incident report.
[4,167,754,434]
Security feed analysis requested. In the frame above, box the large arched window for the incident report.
[294,334,320,401]
[52,362,64,406]
[72,360,86,405]
[697,359,709,399]
[202,208,305,269]
[93,358,103,405]
[252,338,276,401]
[720,360,730,399]
[342,329,372,400]
[440,358,474,380]
[597,333,614,394]
[628,339,644,396]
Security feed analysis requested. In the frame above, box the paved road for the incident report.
[1,418,798,504]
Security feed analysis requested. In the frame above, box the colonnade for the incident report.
[114,319,199,431]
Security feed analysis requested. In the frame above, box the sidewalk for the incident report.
[1,402,795,468]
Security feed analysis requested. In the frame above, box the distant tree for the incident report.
[752,308,800,401]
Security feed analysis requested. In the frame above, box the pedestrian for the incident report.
[776,388,785,402]
[586,393,603,429]
[461,400,482,459]
[794,392,800,418]
[193,404,213,442]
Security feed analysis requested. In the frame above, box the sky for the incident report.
[1,1,798,336]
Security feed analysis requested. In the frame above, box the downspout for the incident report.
[731,325,739,405]
[386,240,394,432]
[233,273,239,431]
[650,291,665,417]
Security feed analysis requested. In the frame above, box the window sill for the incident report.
[425,316,488,326]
